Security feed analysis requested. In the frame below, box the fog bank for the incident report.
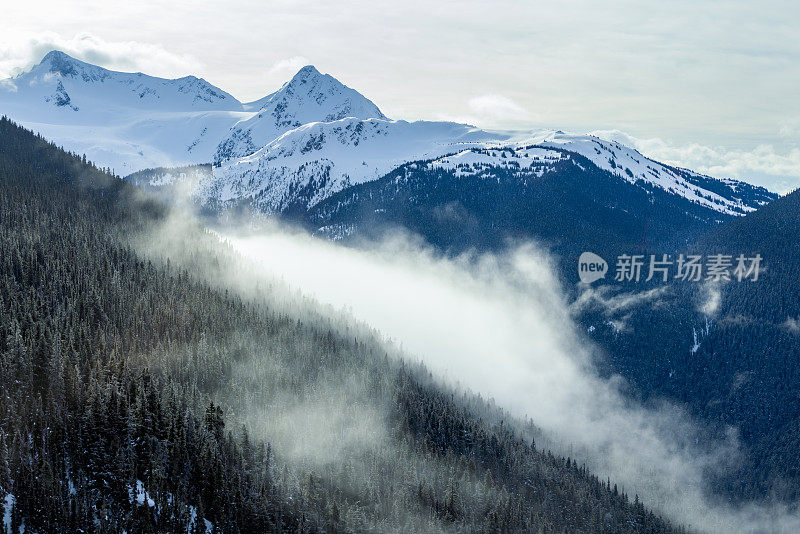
[218,225,800,534]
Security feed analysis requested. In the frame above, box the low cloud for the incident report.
[698,280,723,318]
[783,317,800,334]
[572,285,669,317]
[213,224,800,533]
[0,78,17,92]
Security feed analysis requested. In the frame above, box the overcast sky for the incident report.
[2,0,799,192]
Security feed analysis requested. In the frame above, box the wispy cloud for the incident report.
[211,224,800,533]
[779,117,800,140]
[468,94,530,119]
[0,78,18,92]
[0,32,203,80]
[783,317,800,334]
[698,280,723,318]
[267,56,310,78]
[433,94,536,129]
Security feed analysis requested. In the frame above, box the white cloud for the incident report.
[468,94,529,120]
[0,78,17,92]
[431,111,483,127]
[0,32,203,80]
[572,285,668,317]
[698,281,723,317]
[779,117,800,139]
[2,1,799,145]
[213,225,800,533]
[784,317,800,334]
[267,56,310,78]
[435,94,537,129]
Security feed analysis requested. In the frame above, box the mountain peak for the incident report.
[3,49,242,119]
[283,65,343,92]
[215,65,388,163]
[38,50,83,76]
[41,49,72,62]
[273,64,387,120]
[294,65,321,77]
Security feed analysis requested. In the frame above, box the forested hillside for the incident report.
[0,116,682,533]
[581,186,800,502]
[300,146,800,505]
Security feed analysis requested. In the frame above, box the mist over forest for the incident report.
[1,117,691,533]
[1,13,799,531]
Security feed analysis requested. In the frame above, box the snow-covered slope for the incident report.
[200,117,507,211]
[433,132,774,216]
[535,132,770,215]
[427,146,569,177]
[2,50,242,117]
[0,51,248,174]
[0,52,391,176]
[193,127,772,215]
[212,65,387,164]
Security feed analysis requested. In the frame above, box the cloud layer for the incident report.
[218,225,800,533]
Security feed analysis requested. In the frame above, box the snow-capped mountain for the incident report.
[192,128,772,216]
[213,65,388,164]
[203,118,507,212]
[2,50,242,116]
[304,141,776,260]
[0,51,248,173]
[0,50,776,217]
[536,132,767,214]
[442,133,772,215]
[0,51,393,176]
